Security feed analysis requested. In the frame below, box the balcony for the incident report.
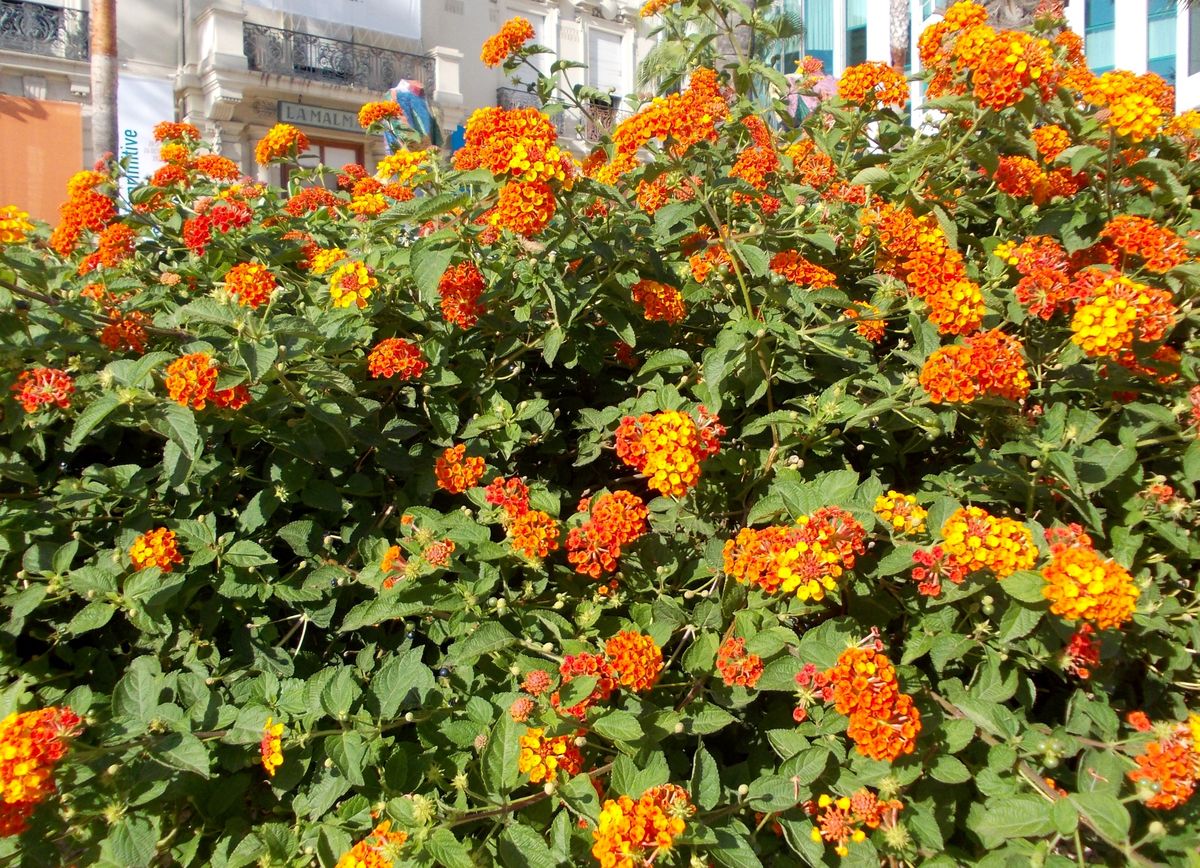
[0,0,88,62]
[243,23,433,93]
[497,86,567,135]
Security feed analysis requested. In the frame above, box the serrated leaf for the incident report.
[930,755,971,784]
[691,746,721,810]
[446,622,516,664]
[1070,791,1129,843]
[482,707,521,795]
[425,827,475,868]
[153,732,211,778]
[999,571,1046,604]
[969,795,1054,848]
[593,709,643,743]
[66,393,122,451]
[498,824,559,868]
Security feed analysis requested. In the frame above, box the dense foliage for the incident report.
[1,1,1200,865]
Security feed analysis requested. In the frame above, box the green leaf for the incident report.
[326,731,367,786]
[112,656,162,724]
[929,755,971,784]
[639,349,693,376]
[152,733,211,778]
[686,705,735,735]
[747,775,800,812]
[610,752,669,797]
[560,771,601,822]
[66,600,116,635]
[999,571,1046,604]
[424,827,475,868]
[1070,791,1129,843]
[498,824,560,868]
[482,706,521,795]
[691,746,721,810]
[370,649,436,718]
[969,795,1054,849]
[223,540,274,568]
[1050,797,1079,837]
[446,622,516,664]
[153,403,202,460]
[66,393,122,451]
[708,819,764,868]
[592,709,643,744]
[411,239,457,297]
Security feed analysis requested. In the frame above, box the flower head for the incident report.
[165,352,219,410]
[129,527,184,572]
[481,16,536,67]
[434,444,485,494]
[11,368,74,413]
[368,338,427,381]
[0,707,83,836]
[260,717,284,777]
[254,123,309,165]
[604,630,662,692]
[224,262,277,309]
[517,727,582,783]
[334,821,408,868]
[329,261,378,309]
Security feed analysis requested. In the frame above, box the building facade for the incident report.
[0,0,653,219]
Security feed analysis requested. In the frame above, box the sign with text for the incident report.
[117,75,175,202]
[278,101,360,133]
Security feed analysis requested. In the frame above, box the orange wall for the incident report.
[0,96,83,223]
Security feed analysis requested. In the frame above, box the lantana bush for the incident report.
[2,1,1200,865]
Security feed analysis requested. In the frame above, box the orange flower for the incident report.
[919,329,1031,403]
[630,279,686,324]
[334,821,409,868]
[165,352,218,410]
[770,250,836,289]
[970,30,1057,111]
[523,669,552,697]
[481,16,536,67]
[604,630,662,692]
[844,302,886,342]
[213,385,251,411]
[1070,274,1175,359]
[129,527,184,572]
[285,187,341,217]
[0,206,34,245]
[824,642,921,761]
[100,309,149,355]
[838,61,908,109]
[1127,722,1199,811]
[939,506,1036,579]
[328,261,378,309]
[153,121,200,143]
[723,509,865,602]
[1031,124,1071,162]
[1082,70,1172,142]
[873,490,927,535]
[438,262,486,329]
[11,368,74,413]
[259,717,284,777]
[1041,529,1138,630]
[517,727,583,783]
[254,123,309,165]
[639,0,676,16]
[808,789,903,858]
[367,338,427,381]
[565,490,648,578]
[592,784,693,866]
[485,477,531,518]
[994,236,1085,320]
[487,179,556,236]
[434,444,485,494]
[0,707,82,837]
[223,262,277,309]
[508,509,561,559]
[194,154,240,181]
[614,408,723,498]
[376,149,430,186]
[348,192,388,217]
[716,637,763,688]
[1100,215,1189,273]
[423,538,455,567]
[358,101,404,128]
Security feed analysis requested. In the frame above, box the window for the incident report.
[845,0,867,66]
[588,29,625,98]
[1085,0,1115,73]
[283,140,364,188]
[1148,0,1177,85]
[803,0,833,74]
[514,12,548,83]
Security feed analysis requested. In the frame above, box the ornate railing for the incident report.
[496,86,568,135]
[582,101,630,144]
[0,0,88,61]
[243,23,432,92]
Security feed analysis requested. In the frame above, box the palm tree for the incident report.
[90,0,118,161]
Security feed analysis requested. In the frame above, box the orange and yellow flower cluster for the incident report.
[259,717,284,776]
[591,784,693,868]
[357,101,403,129]
[224,261,277,309]
[873,490,927,536]
[254,123,309,165]
[806,789,903,858]
[1101,214,1189,273]
[129,527,184,572]
[481,16,535,67]
[517,726,583,784]
[769,250,836,290]
[615,407,723,498]
[1126,714,1200,810]
[837,61,908,109]
[438,262,486,329]
[50,169,117,256]
[1069,273,1175,359]
[940,505,1036,578]
[824,641,921,761]
[862,202,984,335]
[334,821,408,868]
[0,706,82,836]
[1041,524,1139,630]
[367,338,427,381]
[716,637,763,688]
[630,280,686,324]
[329,261,378,310]
[434,443,486,494]
[165,352,219,410]
[604,630,663,692]
[1082,69,1175,143]
[919,329,1031,404]
[0,206,34,245]
[11,368,74,414]
[566,491,648,578]
[722,507,866,602]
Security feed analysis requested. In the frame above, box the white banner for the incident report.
[243,0,420,40]
[118,75,175,201]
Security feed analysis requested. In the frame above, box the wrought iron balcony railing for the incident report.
[0,0,88,61]
[243,23,433,93]
[496,87,568,135]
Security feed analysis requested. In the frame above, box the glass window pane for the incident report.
[846,0,867,66]
[1191,3,1200,76]
[804,0,834,73]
